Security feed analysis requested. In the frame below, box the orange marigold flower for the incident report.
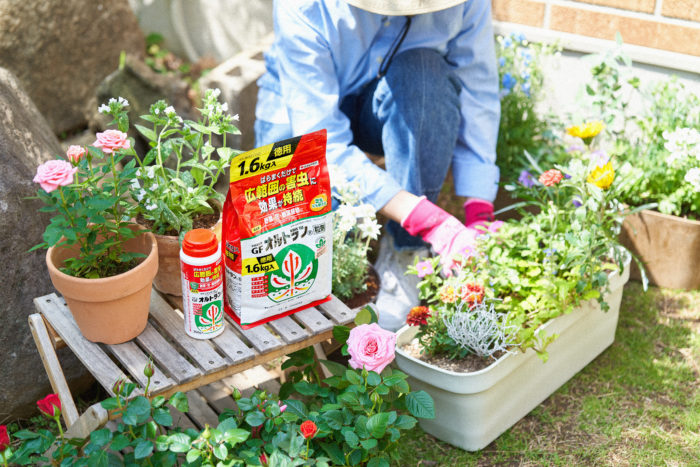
[407,306,431,326]
[459,283,485,305]
[439,285,457,303]
[539,169,563,187]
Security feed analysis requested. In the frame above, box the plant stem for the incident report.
[55,414,65,464]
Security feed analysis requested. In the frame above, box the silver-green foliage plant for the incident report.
[443,300,519,359]
[329,166,380,301]
[107,88,242,235]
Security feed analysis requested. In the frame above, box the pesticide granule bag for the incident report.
[222,130,332,328]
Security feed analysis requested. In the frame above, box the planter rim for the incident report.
[138,199,223,239]
[395,252,631,378]
[46,230,158,285]
[631,208,700,226]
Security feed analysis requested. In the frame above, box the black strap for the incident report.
[377,16,412,78]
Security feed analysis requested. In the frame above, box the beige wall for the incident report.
[492,0,700,58]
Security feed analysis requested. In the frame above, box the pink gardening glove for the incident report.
[402,199,478,263]
[464,199,503,232]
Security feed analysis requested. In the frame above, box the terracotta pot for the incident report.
[46,229,158,344]
[152,206,222,296]
[620,209,700,290]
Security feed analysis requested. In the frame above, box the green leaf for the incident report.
[223,428,250,445]
[123,396,151,425]
[320,359,348,377]
[343,430,359,447]
[394,415,417,430]
[245,410,266,427]
[134,440,154,459]
[110,433,130,451]
[366,371,381,386]
[167,433,191,453]
[294,381,317,396]
[89,428,112,448]
[345,369,364,386]
[405,391,435,419]
[354,307,372,325]
[320,442,345,465]
[169,392,189,412]
[186,449,202,463]
[322,410,344,430]
[135,124,157,141]
[367,456,390,467]
[212,443,228,460]
[359,438,377,450]
[366,412,390,438]
[332,325,350,346]
[100,397,120,410]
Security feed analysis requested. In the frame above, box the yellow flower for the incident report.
[439,285,457,304]
[567,121,605,145]
[587,161,615,189]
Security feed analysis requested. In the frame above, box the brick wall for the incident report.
[492,0,700,61]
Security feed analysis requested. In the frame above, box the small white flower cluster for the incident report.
[443,300,519,359]
[98,96,129,114]
[684,167,700,192]
[202,88,237,120]
[330,165,381,240]
[663,127,700,165]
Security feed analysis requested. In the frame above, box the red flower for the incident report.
[459,283,485,305]
[0,425,9,451]
[538,169,563,187]
[300,420,317,439]
[407,306,431,326]
[37,393,61,417]
[259,452,268,466]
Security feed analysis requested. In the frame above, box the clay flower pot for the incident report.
[152,206,222,296]
[620,209,700,290]
[46,229,158,345]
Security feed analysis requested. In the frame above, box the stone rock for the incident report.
[0,68,91,419]
[89,54,196,133]
[0,0,145,134]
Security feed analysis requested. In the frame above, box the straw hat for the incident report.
[344,0,467,15]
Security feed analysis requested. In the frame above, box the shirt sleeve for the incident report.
[273,4,402,211]
[446,0,501,201]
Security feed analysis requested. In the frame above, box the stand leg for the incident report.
[312,343,333,379]
[28,314,80,427]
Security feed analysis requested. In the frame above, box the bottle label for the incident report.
[181,255,224,338]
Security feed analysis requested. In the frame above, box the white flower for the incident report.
[663,128,700,164]
[164,106,176,116]
[154,108,160,115]
[145,203,158,211]
[146,166,156,178]
[335,204,356,232]
[328,165,348,188]
[187,187,195,194]
[108,97,117,104]
[135,189,146,202]
[233,114,240,121]
[684,167,700,191]
[98,104,110,114]
[118,97,129,107]
[149,183,158,190]
[358,219,381,240]
[221,102,229,112]
[355,203,376,219]
[211,88,221,98]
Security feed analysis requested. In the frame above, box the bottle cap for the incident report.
[182,229,218,258]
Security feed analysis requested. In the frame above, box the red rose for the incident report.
[0,425,9,451]
[259,452,268,466]
[300,420,317,439]
[538,169,563,187]
[37,393,61,417]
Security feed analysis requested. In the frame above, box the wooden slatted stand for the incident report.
[29,290,357,429]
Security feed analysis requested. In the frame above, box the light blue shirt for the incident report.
[256,0,500,209]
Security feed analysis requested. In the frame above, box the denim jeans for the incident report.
[255,48,462,249]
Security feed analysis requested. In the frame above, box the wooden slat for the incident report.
[135,323,202,384]
[293,307,333,333]
[318,295,357,325]
[28,312,80,427]
[169,405,198,431]
[149,290,229,373]
[35,294,130,396]
[107,341,175,394]
[197,380,238,414]
[229,318,283,354]
[211,328,256,364]
[186,390,221,429]
[267,316,309,344]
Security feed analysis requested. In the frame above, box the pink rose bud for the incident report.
[66,145,86,163]
[92,129,130,154]
[33,160,78,193]
[347,323,396,374]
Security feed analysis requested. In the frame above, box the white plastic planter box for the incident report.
[394,259,631,451]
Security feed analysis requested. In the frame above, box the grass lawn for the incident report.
[396,282,700,466]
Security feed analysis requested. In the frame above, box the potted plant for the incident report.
[394,149,637,451]
[121,89,240,295]
[574,50,700,289]
[32,103,158,344]
[329,165,381,311]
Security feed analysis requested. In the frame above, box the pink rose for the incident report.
[66,145,86,163]
[347,323,396,374]
[93,129,130,154]
[33,160,77,193]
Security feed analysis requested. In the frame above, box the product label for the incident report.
[181,255,225,338]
